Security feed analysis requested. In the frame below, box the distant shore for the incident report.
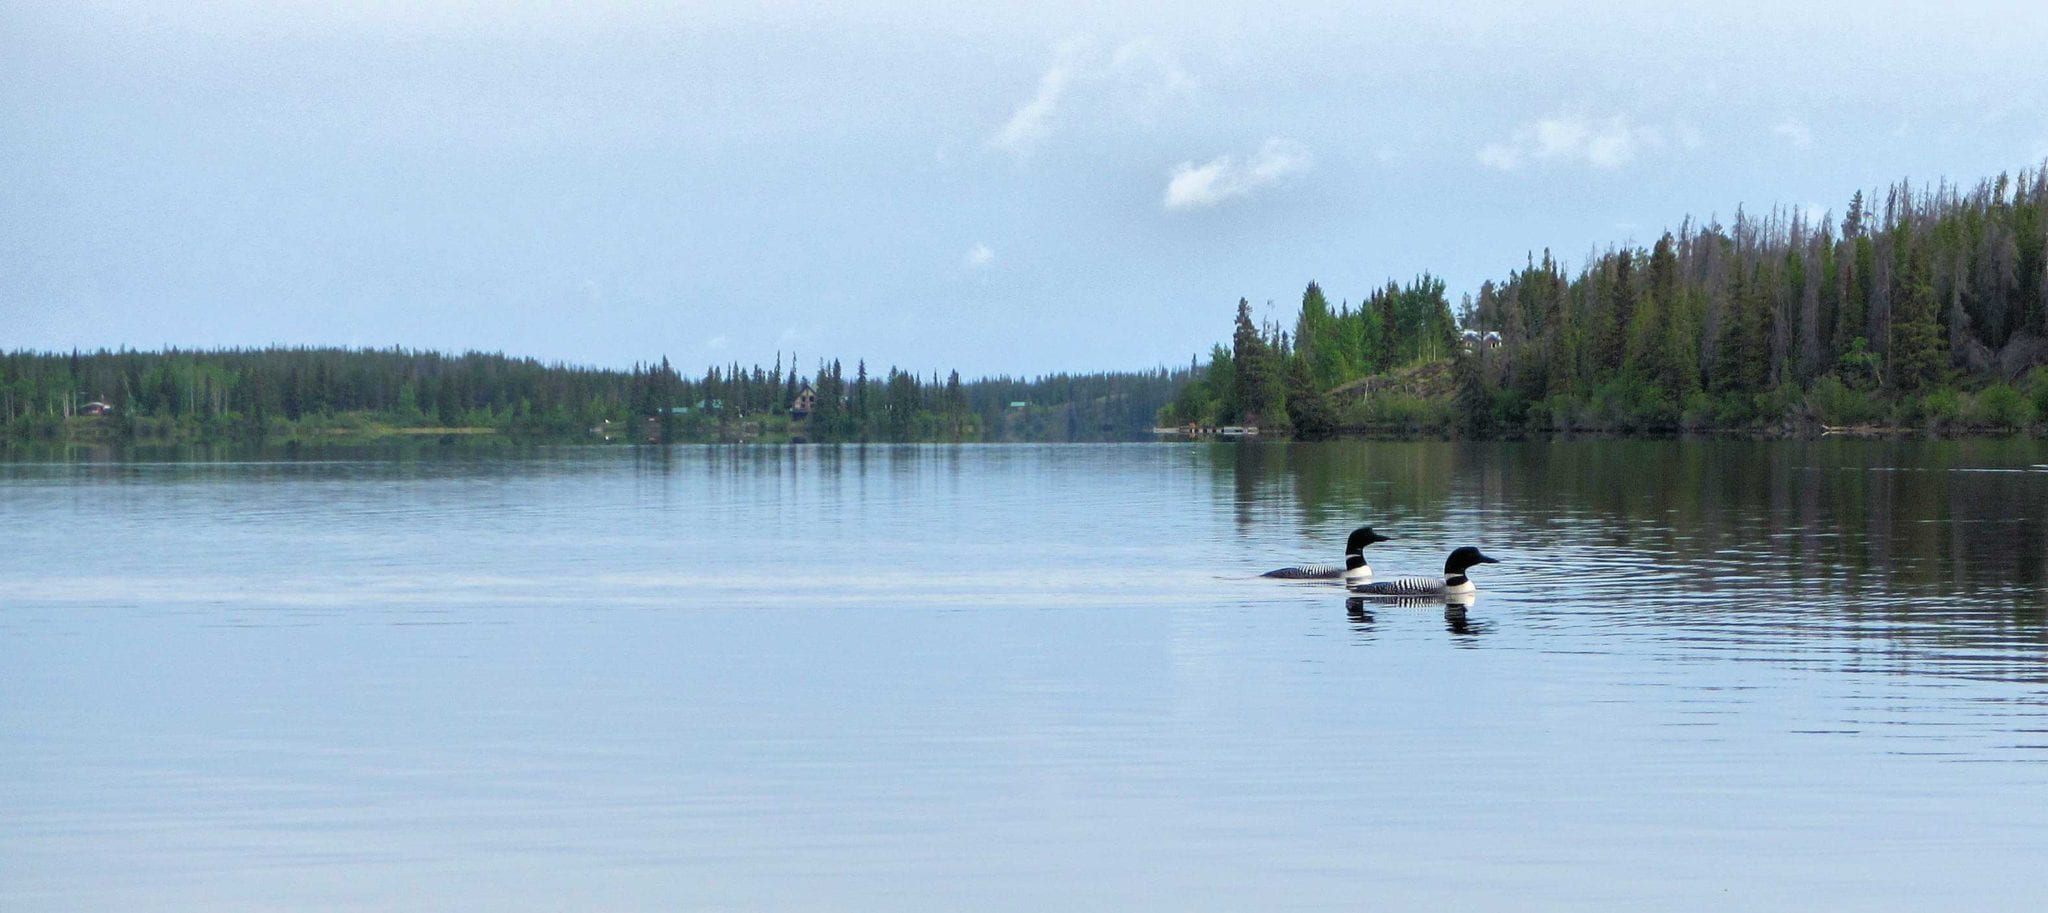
[10,410,2042,451]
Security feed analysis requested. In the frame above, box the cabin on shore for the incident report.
[790,383,817,419]
[79,400,113,416]
[1460,330,1504,352]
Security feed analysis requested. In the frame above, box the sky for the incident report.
[6,1,2047,378]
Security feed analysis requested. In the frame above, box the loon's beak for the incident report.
[1477,554,1500,563]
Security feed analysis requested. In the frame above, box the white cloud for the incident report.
[964,242,995,268]
[988,37,1195,158]
[1163,138,1312,210]
[1478,113,1667,171]
[1772,117,1814,148]
[703,334,730,351]
[987,41,1084,157]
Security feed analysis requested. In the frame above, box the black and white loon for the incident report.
[1347,546,1500,599]
[1262,526,1393,585]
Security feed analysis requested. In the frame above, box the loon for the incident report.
[1262,526,1393,584]
[1347,546,1500,599]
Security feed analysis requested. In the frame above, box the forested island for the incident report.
[7,163,2046,446]
[1172,163,2048,437]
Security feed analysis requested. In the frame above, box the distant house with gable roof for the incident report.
[789,383,817,419]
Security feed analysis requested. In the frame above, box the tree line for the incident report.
[1162,275,1463,435]
[0,347,1190,444]
[1176,161,2048,436]
[14,162,2044,445]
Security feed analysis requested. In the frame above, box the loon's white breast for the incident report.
[1341,560,1373,585]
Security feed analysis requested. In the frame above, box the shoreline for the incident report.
[6,417,2042,451]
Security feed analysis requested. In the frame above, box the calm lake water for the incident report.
[5,439,2048,911]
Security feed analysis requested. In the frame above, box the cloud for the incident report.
[703,334,730,351]
[988,37,1195,157]
[1163,138,1312,210]
[1772,117,1814,149]
[1478,113,1666,171]
[988,41,1084,157]
[964,242,994,268]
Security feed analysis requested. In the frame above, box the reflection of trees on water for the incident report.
[1216,440,1461,533]
[1228,438,2048,657]
[1227,438,2046,600]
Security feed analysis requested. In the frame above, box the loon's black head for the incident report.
[1344,526,1394,554]
[1443,546,1500,575]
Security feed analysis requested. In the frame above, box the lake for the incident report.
[4,439,2047,911]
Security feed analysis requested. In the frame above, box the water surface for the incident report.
[5,440,2047,910]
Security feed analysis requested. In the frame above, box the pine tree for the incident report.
[784,353,799,411]
[853,359,870,437]
[1282,354,1334,438]
[1815,236,1840,368]
[1230,298,1277,425]
[1374,284,1398,369]
[1629,234,1679,377]
[1713,266,1768,395]
[1597,250,1636,373]
[1452,349,1492,437]
[1295,282,1345,388]
[1886,225,1945,396]
[1840,234,1877,352]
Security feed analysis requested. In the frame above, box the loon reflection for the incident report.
[1345,595,1487,638]
[1346,597,1374,632]
[1444,604,1490,637]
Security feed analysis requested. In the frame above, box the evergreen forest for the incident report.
[0,347,1187,445]
[9,162,2048,446]
[1169,163,2048,437]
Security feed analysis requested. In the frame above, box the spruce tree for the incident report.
[1886,227,1946,396]
[1452,349,1493,437]
[1282,354,1335,438]
[1230,298,1277,425]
